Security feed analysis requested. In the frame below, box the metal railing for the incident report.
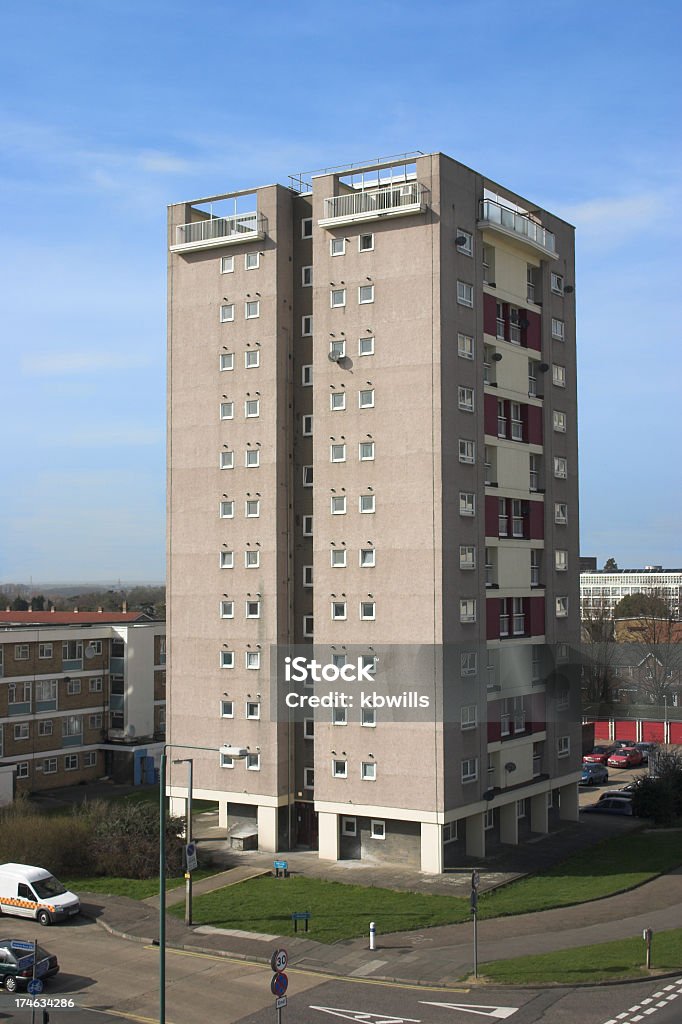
[496,318,506,339]
[497,416,507,437]
[324,182,426,220]
[511,419,523,440]
[175,211,265,247]
[509,323,521,345]
[513,614,526,635]
[512,517,524,537]
[498,515,508,536]
[480,199,556,253]
[528,373,537,397]
[499,615,510,637]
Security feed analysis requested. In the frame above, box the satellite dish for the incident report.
[84,645,97,660]
[328,351,341,362]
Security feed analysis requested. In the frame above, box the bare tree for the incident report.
[615,591,682,707]
[580,599,618,707]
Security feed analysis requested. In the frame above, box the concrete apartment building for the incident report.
[0,611,166,794]
[581,567,682,620]
[167,152,581,872]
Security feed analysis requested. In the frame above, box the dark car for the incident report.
[583,745,616,765]
[598,789,634,803]
[632,742,658,764]
[582,797,634,816]
[0,940,59,993]
[580,763,609,786]
[607,747,645,769]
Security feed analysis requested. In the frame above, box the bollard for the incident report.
[369,921,376,951]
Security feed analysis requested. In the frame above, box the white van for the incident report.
[0,864,79,926]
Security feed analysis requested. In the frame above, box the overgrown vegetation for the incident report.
[630,750,682,825]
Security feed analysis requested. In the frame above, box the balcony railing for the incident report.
[511,420,523,441]
[320,183,427,226]
[513,614,526,635]
[499,614,510,637]
[498,515,508,536]
[528,374,537,397]
[496,317,506,339]
[509,323,521,345]
[497,416,507,437]
[171,212,266,252]
[479,199,556,255]
[512,516,524,537]
[485,564,494,587]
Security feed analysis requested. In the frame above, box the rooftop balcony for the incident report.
[170,211,267,253]
[319,182,427,228]
[478,198,556,257]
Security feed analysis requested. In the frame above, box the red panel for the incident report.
[614,720,636,741]
[527,405,543,445]
[487,699,501,742]
[642,721,665,742]
[529,692,546,733]
[486,597,500,640]
[528,595,545,637]
[528,500,544,540]
[484,393,499,436]
[525,309,542,352]
[485,495,499,538]
[483,293,498,336]
[593,720,611,741]
[669,723,682,745]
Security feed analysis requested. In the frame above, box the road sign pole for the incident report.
[30,938,37,1024]
[471,869,480,980]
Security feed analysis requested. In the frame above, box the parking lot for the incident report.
[579,758,649,808]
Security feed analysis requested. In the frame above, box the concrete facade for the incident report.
[167,153,581,871]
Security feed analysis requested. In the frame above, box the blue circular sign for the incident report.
[270,972,288,997]
[27,979,44,996]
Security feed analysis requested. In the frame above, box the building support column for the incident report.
[218,799,229,830]
[530,792,549,834]
[499,801,519,845]
[317,811,339,861]
[258,805,278,853]
[169,795,185,818]
[558,781,579,821]
[420,822,443,874]
[465,812,486,859]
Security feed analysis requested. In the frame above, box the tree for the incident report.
[614,590,682,707]
[10,596,29,611]
[603,557,619,572]
[630,750,682,825]
[580,600,617,707]
[614,592,669,620]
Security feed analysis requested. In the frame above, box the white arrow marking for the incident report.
[309,1007,421,1024]
[420,1002,518,1019]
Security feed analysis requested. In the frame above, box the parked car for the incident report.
[580,763,609,786]
[607,747,645,769]
[583,745,616,765]
[613,738,636,748]
[632,742,658,764]
[0,939,59,993]
[0,863,79,925]
[582,797,634,816]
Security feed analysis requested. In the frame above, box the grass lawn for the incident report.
[173,830,682,944]
[63,868,216,900]
[479,928,682,984]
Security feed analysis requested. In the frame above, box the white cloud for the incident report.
[560,193,662,231]
[21,350,153,375]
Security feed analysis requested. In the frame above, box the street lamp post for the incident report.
[172,758,194,926]
[158,742,248,1024]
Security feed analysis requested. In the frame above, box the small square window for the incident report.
[15,645,29,660]
[247,752,261,771]
[246,499,260,517]
[220,600,234,619]
[557,735,570,757]
[331,495,347,515]
[246,450,260,468]
[333,759,348,778]
[552,364,566,387]
[458,333,474,360]
[330,340,346,359]
[302,315,313,336]
[245,300,260,319]
[220,753,234,768]
[556,596,569,618]
[245,252,260,270]
[459,545,476,570]
[220,352,234,371]
[39,643,53,659]
[459,492,475,516]
[246,600,261,620]
[302,465,313,487]
[301,218,313,238]
[555,549,568,572]
[302,265,313,286]
[331,549,347,567]
[220,401,234,420]
[359,336,374,356]
[303,515,313,535]
[245,349,260,368]
[370,819,385,840]
[304,718,314,740]
[65,754,79,771]
[360,601,375,620]
[555,502,568,524]
[553,410,567,432]
[359,389,374,408]
[359,441,375,461]
[303,564,313,586]
[16,763,29,779]
[361,761,377,781]
[220,550,234,568]
[361,654,377,676]
[362,707,376,727]
[331,391,346,411]
[302,414,313,436]
[460,599,476,623]
[360,548,376,567]
[459,439,476,464]
[220,651,235,669]
[359,284,374,304]
[221,700,234,718]
[245,550,260,568]
[333,705,348,725]
[304,767,315,789]
[220,304,235,323]
[302,365,313,386]
[359,233,374,252]
[220,256,234,274]
[360,494,375,514]
[14,723,29,741]
[458,386,475,412]
[330,237,345,256]
[554,456,568,479]
[461,757,478,782]
[245,399,260,418]
[330,443,346,463]
[84,751,97,768]
[303,615,314,637]
[551,318,565,341]
[332,601,347,620]
[246,701,261,719]
[551,272,564,295]
[457,281,474,307]
[341,815,356,835]
[461,651,477,676]
[331,288,346,308]
[461,704,478,729]
[89,677,103,693]
[456,229,473,255]
[220,500,234,518]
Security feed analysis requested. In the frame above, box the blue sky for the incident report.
[1,0,680,583]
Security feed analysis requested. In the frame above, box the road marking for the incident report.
[350,960,389,978]
[420,1002,518,1019]
[87,1009,172,1024]
[194,924,279,941]
[309,1008,421,1023]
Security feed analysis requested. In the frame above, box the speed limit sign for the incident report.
[270,948,288,973]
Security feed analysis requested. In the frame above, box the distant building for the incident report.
[0,611,165,792]
[579,556,597,572]
[580,569,682,620]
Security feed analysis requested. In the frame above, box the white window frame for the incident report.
[220,256,234,274]
[553,410,567,433]
[247,753,261,771]
[220,697,235,717]
[304,767,315,790]
[330,391,346,412]
[301,218,312,238]
[359,494,375,514]
[361,761,377,781]
[550,272,564,295]
[458,386,475,412]
[246,651,261,670]
[302,315,313,337]
[330,237,346,256]
[458,439,476,464]
[220,550,234,569]
[39,643,53,659]
[332,601,347,621]
[245,300,260,320]
[245,600,261,619]
[245,551,260,569]
[302,265,313,286]
[220,352,234,371]
[459,545,476,570]
[360,548,375,567]
[220,401,234,420]
[245,251,260,270]
[330,340,345,359]
[16,762,29,780]
[302,465,313,487]
[358,284,374,304]
[14,723,29,741]
[330,443,346,463]
[557,735,570,758]
[359,233,374,252]
[302,414,313,436]
[246,449,260,468]
[359,389,374,409]
[359,336,375,356]
[245,499,260,517]
[360,601,376,621]
[67,678,82,695]
[303,718,314,740]
[460,599,476,623]
[551,318,565,341]
[370,819,385,840]
[461,704,478,730]
[456,229,473,255]
[552,363,566,388]
[333,706,348,726]
[220,651,234,669]
[246,701,261,720]
[42,758,58,775]
[461,757,478,783]
[333,759,348,778]
[220,451,234,470]
[331,496,347,515]
[458,333,474,360]
[220,304,235,323]
[359,441,375,461]
[331,288,346,308]
[245,349,260,368]
[341,815,356,835]
[331,549,347,567]
[245,399,260,418]
[84,751,97,768]
[302,515,313,536]
[461,651,477,677]
[302,365,313,386]
[220,500,234,518]
[303,615,314,637]
[554,456,568,479]
[554,502,568,525]
[556,596,569,618]
[89,677,103,693]
[362,707,376,727]
[456,281,474,307]
[555,549,568,572]
[459,492,475,516]
[220,753,234,769]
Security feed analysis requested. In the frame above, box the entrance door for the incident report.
[295,802,318,849]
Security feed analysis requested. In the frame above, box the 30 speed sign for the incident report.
[270,948,288,973]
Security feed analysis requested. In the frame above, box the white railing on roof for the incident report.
[324,182,426,221]
[174,211,265,247]
[480,199,556,254]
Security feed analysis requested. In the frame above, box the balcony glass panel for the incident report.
[479,199,556,254]
[8,702,31,716]
[322,183,427,223]
[63,658,83,671]
[173,212,265,249]
[110,657,125,674]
